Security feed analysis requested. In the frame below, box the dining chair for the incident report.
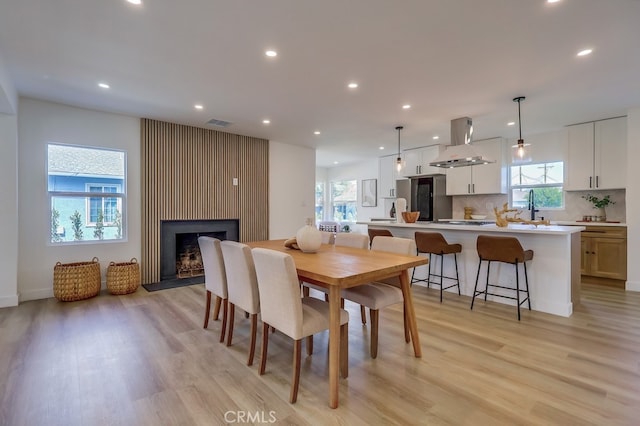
[198,236,228,343]
[220,240,261,366]
[252,248,349,403]
[341,236,416,359]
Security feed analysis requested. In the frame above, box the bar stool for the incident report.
[471,235,534,320]
[412,232,462,303]
[367,229,392,247]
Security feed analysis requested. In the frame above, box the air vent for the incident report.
[206,118,233,128]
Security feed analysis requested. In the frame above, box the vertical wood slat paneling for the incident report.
[141,119,269,283]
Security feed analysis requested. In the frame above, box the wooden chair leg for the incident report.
[306,335,314,356]
[370,309,379,359]
[226,303,235,346]
[340,323,348,378]
[203,290,212,328]
[360,305,367,324]
[212,295,222,321]
[247,314,258,366]
[403,305,410,343]
[219,298,228,343]
[291,339,302,403]
[259,322,270,375]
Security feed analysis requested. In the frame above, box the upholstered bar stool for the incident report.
[367,228,392,247]
[412,232,462,303]
[471,235,534,320]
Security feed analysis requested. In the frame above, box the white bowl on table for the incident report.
[470,214,487,220]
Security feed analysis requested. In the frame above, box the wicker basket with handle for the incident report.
[106,258,140,295]
[53,257,101,301]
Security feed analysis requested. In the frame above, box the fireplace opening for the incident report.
[160,219,239,281]
[175,231,225,278]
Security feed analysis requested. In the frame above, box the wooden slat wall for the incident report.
[141,119,269,283]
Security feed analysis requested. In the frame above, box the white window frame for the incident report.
[509,161,565,210]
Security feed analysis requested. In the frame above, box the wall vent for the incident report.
[206,118,233,127]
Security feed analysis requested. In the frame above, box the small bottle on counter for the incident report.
[390,202,396,218]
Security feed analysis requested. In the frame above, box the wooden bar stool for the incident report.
[411,232,462,303]
[471,235,534,320]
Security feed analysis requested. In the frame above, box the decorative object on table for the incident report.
[53,257,101,301]
[582,194,615,221]
[401,211,420,223]
[283,238,300,250]
[341,224,351,232]
[395,197,407,222]
[106,258,141,295]
[361,178,377,207]
[470,214,487,220]
[295,218,322,253]
[389,202,396,218]
[493,203,550,227]
[464,207,473,220]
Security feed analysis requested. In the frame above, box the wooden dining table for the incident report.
[246,239,428,408]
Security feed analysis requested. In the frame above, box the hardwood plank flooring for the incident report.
[1,283,639,425]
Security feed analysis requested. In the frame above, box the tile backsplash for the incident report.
[451,189,626,222]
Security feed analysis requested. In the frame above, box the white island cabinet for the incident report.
[357,221,584,317]
[445,138,506,195]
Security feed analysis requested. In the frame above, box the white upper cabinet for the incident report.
[445,138,506,195]
[401,145,446,177]
[379,154,400,198]
[565,117,626,191]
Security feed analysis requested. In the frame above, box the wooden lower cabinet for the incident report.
[581,226,627,283]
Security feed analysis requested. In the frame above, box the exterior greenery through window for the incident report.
[315,182,324,223]
[48,144,126,243]
[510,161,564,209]
[330,180,357,222]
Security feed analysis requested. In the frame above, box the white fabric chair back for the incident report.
[371,236,416,286]
[252,248,304,339]
[198,236,227,298]
[220,240,260,315]
[335,233,369,249]
[320,231,335,245]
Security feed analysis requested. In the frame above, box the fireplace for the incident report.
[160,219,239,281]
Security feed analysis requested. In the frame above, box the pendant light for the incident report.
[512,96,531,163]
[395,125,404,171]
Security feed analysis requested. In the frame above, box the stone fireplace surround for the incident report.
[160,219,239,281]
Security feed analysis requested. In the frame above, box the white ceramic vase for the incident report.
[296,218,322,253]
[396,198,407,223]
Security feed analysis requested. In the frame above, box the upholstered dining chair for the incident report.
[198,236,228,343]
[220,240,261,366]
[252,248,349,403]
[341,236,416,359]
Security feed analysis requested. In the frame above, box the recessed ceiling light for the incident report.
[265,50,277,57]
[379,146,385,150]
[98,82,110,89]
[507,121,516,126]
[577,48,593,57]
[194,104,203,110]
[262,119,270,124]
[348,82,358,89]
[547,0,560,3]
[432,136,439,140]
[126,0,142,4]
[314,131,321,135]
[333,161,339,165]
[402,104,411,110]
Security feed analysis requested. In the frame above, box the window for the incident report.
[315,182,324,222]
[510,161,564,209]
[330,180,357,222]
[48,144,126,243]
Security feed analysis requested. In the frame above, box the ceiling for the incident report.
[1,0,639,167]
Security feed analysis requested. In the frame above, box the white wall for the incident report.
[0,113,19,307]
[626,108,640,291]
[0,52,17,114]
[17,99,141,301]
[268,141,315,239]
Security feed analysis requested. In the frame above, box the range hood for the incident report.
[429,117,495,168]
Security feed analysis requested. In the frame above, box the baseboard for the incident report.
[581,275,626,289]
[19,287,54,302]
[0,294,19,308]
[626,280,640,292]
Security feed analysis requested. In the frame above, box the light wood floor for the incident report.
[1,283,639,425]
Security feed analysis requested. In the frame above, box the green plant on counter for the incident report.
[582,194,615,209]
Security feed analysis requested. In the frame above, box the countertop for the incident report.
[358,221,585,235]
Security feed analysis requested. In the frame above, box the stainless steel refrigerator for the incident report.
[396,175,452,222]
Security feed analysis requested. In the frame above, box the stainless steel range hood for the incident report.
[429,117,494,168]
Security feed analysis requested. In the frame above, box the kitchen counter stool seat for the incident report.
[471,235,533,320]
[411,232,461,303]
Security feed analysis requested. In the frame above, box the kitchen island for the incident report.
[357,221,585,317]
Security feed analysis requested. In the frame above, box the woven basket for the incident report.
[106,258,140,295]
[53,257,101,302]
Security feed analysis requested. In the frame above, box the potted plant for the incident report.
[582,194,615,220]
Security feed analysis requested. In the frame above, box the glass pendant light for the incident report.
[395,126,404,171]
[512,96,531,163]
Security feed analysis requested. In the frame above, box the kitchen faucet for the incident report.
[528,189,538,220]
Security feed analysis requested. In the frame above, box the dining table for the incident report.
[246,239,428,408]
